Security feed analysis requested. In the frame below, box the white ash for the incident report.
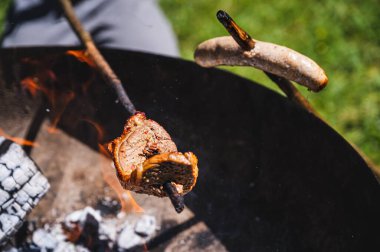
[54,243,90,252]
[0,138,50,244]
[21,203,32,212]
[12,168,29,186]
[2,177,18,192]
[0,164,11,182]
[64,206,102,228]
[32,228,57,250]
[6,203,26,220]
[134,214,156,237]
[3,206,158,251]
[23,222,89,252]
[117,222,143,250]
[99,219,118,242]
[1,198,15,210]
[14,190,29,206]
[116,214,158,250]
[0,142,29,171]
[0,189,10,205]
[18,161,35,178]
[0,214,20,233]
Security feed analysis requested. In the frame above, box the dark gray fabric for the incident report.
[1,0,179,57]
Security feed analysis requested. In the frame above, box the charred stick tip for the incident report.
[216,10,231,27]
[216,10,255,51]
[163,182,185,213]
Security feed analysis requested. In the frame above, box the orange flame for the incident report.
[0,128,38,147]
[21,77,54,98]
[85,119,144,213]
[20,75,75,134]
[143,242,149,251]
[46,91,76,134]
[20,54,97,134]
[66,50,96,67]
[43,89,75,134]
[21,78,41,97]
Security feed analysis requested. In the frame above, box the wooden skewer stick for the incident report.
[163,182,185,213]
[215,10,316,114]
[216,10,255,51]
[59,0,136,115]
[264,73,317,114]
[59,0,185,212]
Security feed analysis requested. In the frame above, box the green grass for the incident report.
[0,0,10,35]
[160,0,380,164]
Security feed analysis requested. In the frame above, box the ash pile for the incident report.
[3,206,158,251]
[0,137,49,245]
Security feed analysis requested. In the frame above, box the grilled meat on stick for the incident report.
[107,112,199,212]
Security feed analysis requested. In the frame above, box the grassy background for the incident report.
[0,1,379,164]
[0,0,10,35]
[159,0,380,164]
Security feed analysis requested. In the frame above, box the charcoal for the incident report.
[0,137,50,244]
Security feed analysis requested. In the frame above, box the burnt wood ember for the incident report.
[107,112,198,199]
[0,137,49,244]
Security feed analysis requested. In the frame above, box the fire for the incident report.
[21,77,41,97]
[143,242,148,251]
[84,119,105,144]
[66,50,96,67]
[0,128,38,147]
[84,119,144,213]
[20,52,96,134]
[46,91,76,134]
[21,75,75,135]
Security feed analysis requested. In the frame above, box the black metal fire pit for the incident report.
[1,48,379,251]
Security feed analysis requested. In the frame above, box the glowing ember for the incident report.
[66,50,96,67]
[0,128,38,147]
[46,91,76,134]
[20,75,76,135]
[21,77,41,97]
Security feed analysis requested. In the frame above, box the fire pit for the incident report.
[0,47,379,251]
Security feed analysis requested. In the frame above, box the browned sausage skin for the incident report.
[194,36,328,92]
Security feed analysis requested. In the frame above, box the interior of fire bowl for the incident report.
[1,48,379,251]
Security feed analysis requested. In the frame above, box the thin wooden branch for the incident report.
[59,0,136,115]
[264,72,317,114]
